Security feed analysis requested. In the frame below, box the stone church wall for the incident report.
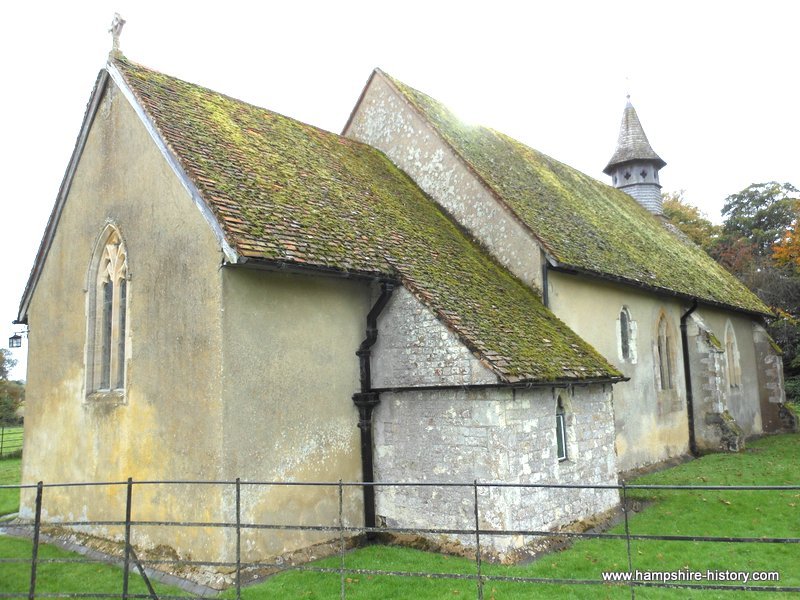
[752,323,791,432]
[372,287,498,389]
[694,307,764,437]
[372,385,619,558]
[345,73,545,294]
[685,313,745,452]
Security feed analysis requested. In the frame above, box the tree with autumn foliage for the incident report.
[772,200,800,269]
[720,182,798,255]
[705,182,798,289]
[662,190,721,251]
[663,182,800,402]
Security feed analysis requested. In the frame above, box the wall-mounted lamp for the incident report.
[8,332,24,348]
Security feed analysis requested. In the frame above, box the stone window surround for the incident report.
[724,320,742,389]
[654,311,682,414]
[84,223,130,403]
[617,305,638,364]
[556,395,568,461]
[655,312,675,391]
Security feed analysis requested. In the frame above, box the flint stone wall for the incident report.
[372,385,619,556]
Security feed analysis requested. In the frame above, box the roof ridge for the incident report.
[378,73,770,317]
[108,57,621,381]
[376,70,560,260]
[111,56,375,150]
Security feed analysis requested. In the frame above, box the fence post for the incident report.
[621,481,635,600]
[1,426,5,458]
[235,478,241,600]
[473,480,483,600]
[28,481,43,600]
[339,479,346,600]
[122,477,133,600]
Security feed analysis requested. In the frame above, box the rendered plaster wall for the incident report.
[20,80,227,558]
[372,385,619,557]
[547,271,689,472]
[695,307,765,436]
[345,72,544,293]
[372,287,499,389]
[220,269,369,560]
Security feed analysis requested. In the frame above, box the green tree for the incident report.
[704,183,799,289]
[662,190,721,251]
[720,182,799,257]
[710,182,800,403]
[0,349,24,425]
[0,348,13,380]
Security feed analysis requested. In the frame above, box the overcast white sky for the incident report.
[1,1,798,380]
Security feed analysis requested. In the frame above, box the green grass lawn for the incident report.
[0,457,21,516]
[0,434,797,598]
[0,535,187,597]
[225,434,800,599]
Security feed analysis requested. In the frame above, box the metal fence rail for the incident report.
[0,427,23,458]
[0,478,798,599]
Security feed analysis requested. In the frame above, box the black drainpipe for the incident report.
[680,299,699,456]
[352,281,395,536]
[540,250,550,307]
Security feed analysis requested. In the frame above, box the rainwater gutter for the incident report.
[352,281,395,536]
[680,299,699,456]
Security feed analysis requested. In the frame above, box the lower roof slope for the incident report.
[113,58,620,383]
[383,73,770,317]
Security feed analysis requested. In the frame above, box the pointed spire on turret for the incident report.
[604,98,666,215]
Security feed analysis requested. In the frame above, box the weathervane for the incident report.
[109,13,126,55]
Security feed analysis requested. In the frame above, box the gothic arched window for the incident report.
[556,396,568,461]
[725,322,742,389]
[86,225,129,396]
[618,306,637,364]
[620,309,631,359]
[656,314,675,391]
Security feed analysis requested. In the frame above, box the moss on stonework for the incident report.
[384,73,770,317]
[706,331,722,351]
[111,57,620,383]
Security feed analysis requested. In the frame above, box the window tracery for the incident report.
[725,322,742,389]
[86,226,129,396]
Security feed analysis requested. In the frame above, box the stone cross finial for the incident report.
[109,13,126,55]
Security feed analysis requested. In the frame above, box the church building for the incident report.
[14,51,787,566]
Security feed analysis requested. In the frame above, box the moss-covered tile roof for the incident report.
[112,57,621,383]
[383,73,770,316]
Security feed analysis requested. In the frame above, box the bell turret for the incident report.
[603,98,666,215]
